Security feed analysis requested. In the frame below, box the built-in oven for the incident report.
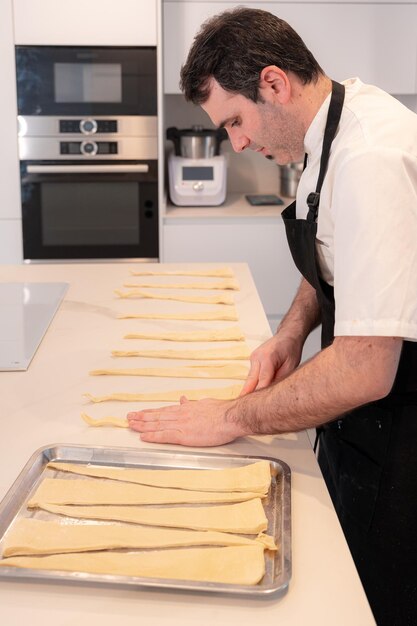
[16,46,159,261]
[20,160,158,260]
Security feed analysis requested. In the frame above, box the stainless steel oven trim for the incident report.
[24,258,159,265]
[26,164,150,174]
[19,137,158,161]
[18,116,158,138]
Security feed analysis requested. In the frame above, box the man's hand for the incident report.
[127,396,250,447]
[240,333,303,396]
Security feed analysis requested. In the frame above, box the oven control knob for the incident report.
[81,140,98,156]
[192,181,204,191]
[80,118,98,135]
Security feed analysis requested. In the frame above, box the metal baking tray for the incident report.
[0,444,291,597]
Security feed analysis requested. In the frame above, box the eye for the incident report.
[230,118,240,129]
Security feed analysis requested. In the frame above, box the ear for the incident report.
[259,66,291,104]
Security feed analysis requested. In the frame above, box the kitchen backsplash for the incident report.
[164,95,280,195]
[165,92,417,198]
[394,94,417,113]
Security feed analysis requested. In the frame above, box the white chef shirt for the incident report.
[296,78,417,341]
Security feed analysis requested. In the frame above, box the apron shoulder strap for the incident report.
[307,80,345,222]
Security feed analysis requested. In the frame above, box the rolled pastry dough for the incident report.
[2,518,276,557]
[83,384,243,403]
[28,478,263,507]
[0,545,266,585]
[115,290,234,305]
[123,280,239,291]
[47,460,271,493]
[33,498,268,534]
[130,268,234,278]
[89,364,249,380]
[111,344,251,360]
[81,413,128,428]
[124,326,245,342]
[117,309,238,321]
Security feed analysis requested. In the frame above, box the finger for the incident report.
[255,363,276,390]
[129,419,176,433]
[239,359,261,396]
[127,410,181,423]
[126,404,178,420]
[140,430,185,445]
[273,358,297,382]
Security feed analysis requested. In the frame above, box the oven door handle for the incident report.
[26,164,150,174]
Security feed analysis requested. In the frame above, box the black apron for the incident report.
[281,81,417,626]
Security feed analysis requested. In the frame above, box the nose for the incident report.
[228,129,250,153]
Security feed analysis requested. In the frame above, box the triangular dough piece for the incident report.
[33,498,268,534]
[83,383,243,403]
[89,364,249,379]
[2,518,276,557]
[115,290,234,305]
[117,309,238,321]
[0,545,266,585]
[124,326,244,342]
[28,478,264,507]
[111,344,250,360]
[47,460,271,493]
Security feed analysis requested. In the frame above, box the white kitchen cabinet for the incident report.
[0,0,21,223]
[163,214,302,316]
[163,2,417,94]
[0,220,23,264]
[13,0,158,46]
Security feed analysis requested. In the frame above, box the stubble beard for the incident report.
[260,103,305,165]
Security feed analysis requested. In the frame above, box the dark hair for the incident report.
[180,7,324,104]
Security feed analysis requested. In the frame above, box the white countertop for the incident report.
[0,262,375,625]
[164,192,292,221]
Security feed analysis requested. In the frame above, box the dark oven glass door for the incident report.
[16,46,157,116]
[21,161,158,260]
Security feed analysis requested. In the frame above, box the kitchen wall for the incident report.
[395,94,417,113]
[163,0,417,199]
[164,91,417,198]
[1,0,417,263]
[164,95,280,194]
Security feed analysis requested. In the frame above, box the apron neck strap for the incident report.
[307,80,345,222]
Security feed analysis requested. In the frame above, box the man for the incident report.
[127,8,417,624]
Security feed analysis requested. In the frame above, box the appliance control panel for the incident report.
[60,141,118,156]
[59,119,118,134]
[168,155,227,207]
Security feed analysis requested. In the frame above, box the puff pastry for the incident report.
[33,498,268,534]
[117,309,238,321]
[83,384,243,403]
[115,290,234,305]
[81,413,128,428]
[124,326,244,342]
[2,518,276,557]
[28,478,263,507]
[89,364,249,380]
[46,460,271,493]
[111,344,250,360]
[0,545,266,585]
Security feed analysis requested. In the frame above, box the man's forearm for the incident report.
[228,336,403,435]
[276,278,321,343]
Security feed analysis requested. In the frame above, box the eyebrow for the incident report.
[216,116,233,131]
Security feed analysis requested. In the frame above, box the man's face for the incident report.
[201,79,304,165]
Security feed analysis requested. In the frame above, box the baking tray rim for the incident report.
[0,443,291,597]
